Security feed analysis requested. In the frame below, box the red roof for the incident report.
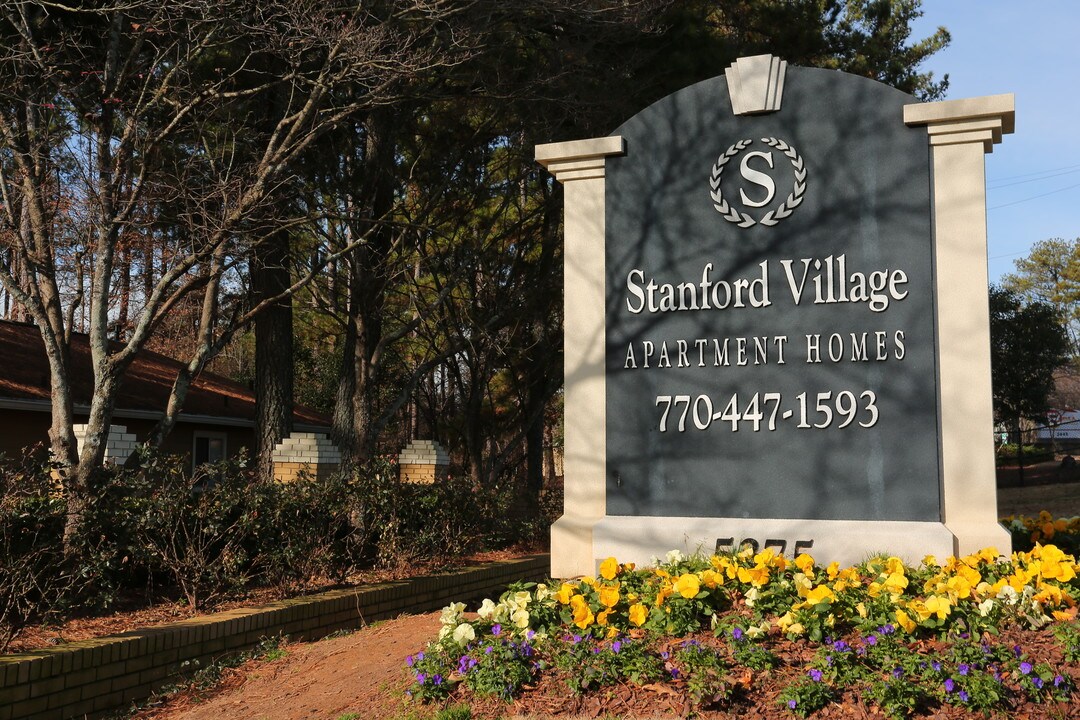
[0,320,329,427]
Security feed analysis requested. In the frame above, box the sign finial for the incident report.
[725,54,787,115]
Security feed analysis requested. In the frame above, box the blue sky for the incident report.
[910,1,1080,282]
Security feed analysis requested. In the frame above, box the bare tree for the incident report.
[0,0,474,548]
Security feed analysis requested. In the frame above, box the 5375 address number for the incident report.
[655,391,879,432]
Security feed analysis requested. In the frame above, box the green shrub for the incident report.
[130,452,259,610]
[0,448,70,650]
[995,443,1052,464]
[345,460,510,569]
[250,471,356,590]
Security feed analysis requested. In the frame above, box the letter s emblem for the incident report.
[738,150,776,208]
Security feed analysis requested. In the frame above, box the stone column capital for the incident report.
[904,93,1015,153]
[535,136,625,182]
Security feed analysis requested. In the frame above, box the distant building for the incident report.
[0,320,331,466]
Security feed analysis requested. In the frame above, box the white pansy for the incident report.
[534,583,551,601]
[666,549,685,564]
[744,587,760,607]
[746,621,770,639]
[453,622,476,646]
[977,598,995,617]
[513,591,532,607]
[996,585,1019,605]
[477,598,497,620]
[439,601,466,625]
[511,608,530,629]
[438,624,452,640]
[792,573,812,594]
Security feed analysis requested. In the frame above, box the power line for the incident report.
[989,181,1080,210]
[989,167,1080,189]
[989,162,1080,184]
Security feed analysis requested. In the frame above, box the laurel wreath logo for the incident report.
[709,137,807,228]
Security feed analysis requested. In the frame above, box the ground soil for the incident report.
[133,612,443,720]
[997,460,1080,517]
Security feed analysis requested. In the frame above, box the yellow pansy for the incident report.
[599,583,621,608]
[906,599,931,621]
[570,595,594,629]
[826,561,840,581]
[1036,545,1077,583]
[712,556,739,579]
[699,569,721,588]
[804,584,836,606]
[1034,582,1064,608]
[580,575,597,588]
[674,572,701,599]
[556,583,576,605]
[833,567,859,592]
[795,553,816,576]
[955,563,982,587]
[628,602,648,626]
[894,608,916,633]
[1007,568,1031,592]
[753,548,776,567]
[945,574,973,601]
[883,572,909,595]
[596,609,610,626]
[924,594,952,620]
[599,557,620,580]
[1052,607,1078,622]
[737,564,770,587]
[655,584,673,608]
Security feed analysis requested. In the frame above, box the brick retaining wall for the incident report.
[0,554,550,720]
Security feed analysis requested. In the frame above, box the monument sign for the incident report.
[537,55,1014,577]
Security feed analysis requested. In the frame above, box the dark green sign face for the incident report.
[605,66,940,521]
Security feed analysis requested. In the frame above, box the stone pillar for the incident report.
[73,424,137,465]
[536,136,625,578]
[398,440,450,484]
[271,432,342,482]
[904,93,1016,556]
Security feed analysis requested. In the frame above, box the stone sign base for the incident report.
[572,516,1010,573]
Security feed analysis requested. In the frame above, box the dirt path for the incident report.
[137,613,441,720]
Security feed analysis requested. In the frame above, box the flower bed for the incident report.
[404,542,1080,718]
[1006,511,1080,555]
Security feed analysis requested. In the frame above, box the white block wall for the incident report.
[73,424,138,465]
[398,439,450,467]
[271,432,342,464]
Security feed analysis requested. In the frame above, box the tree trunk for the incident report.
[331,111,396,466]
[1016,420,1026,485]
[253,229,294,479]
